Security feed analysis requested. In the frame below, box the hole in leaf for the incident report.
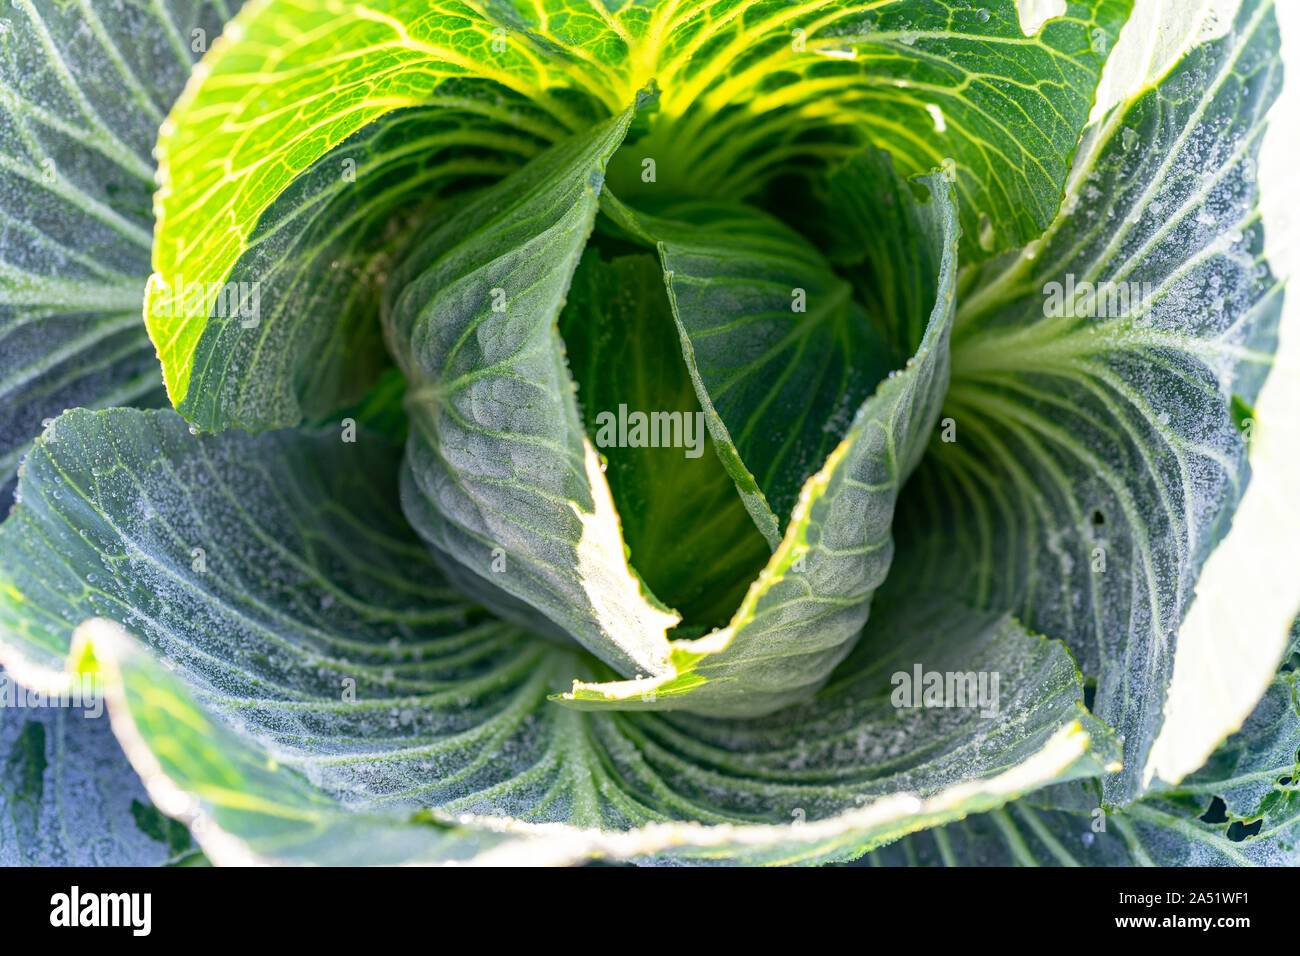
[1226,818,1262,841]
[1199,796,1228,824]
[1090,509,1105,526]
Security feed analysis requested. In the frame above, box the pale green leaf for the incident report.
[145,0,612,414]
[615,0,1132,258]
[145,0,1130,427]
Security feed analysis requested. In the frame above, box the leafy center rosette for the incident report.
[0,0,1295,866]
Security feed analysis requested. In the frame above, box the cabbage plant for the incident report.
[0,0,1297,866]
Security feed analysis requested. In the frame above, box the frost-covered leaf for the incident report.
[384,109,689,680]
[867,626,1300,865]
[160,104,554,431]
[69,622,538,866]
[80,608,1117,865]
[0,0,235,505]
[0,668,198,865]
[892,0,1284,803]
[0,407,1115,864]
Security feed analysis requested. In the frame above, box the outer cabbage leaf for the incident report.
[621,0,1132,262]
[68,621,537,865]
[891,0,1285,804]
[145,0,613,424]
[0,668,198,865]
[867,627,1300,865]
[168,106,551,432]
[0,0,235,504]
[0,407,1116,865]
